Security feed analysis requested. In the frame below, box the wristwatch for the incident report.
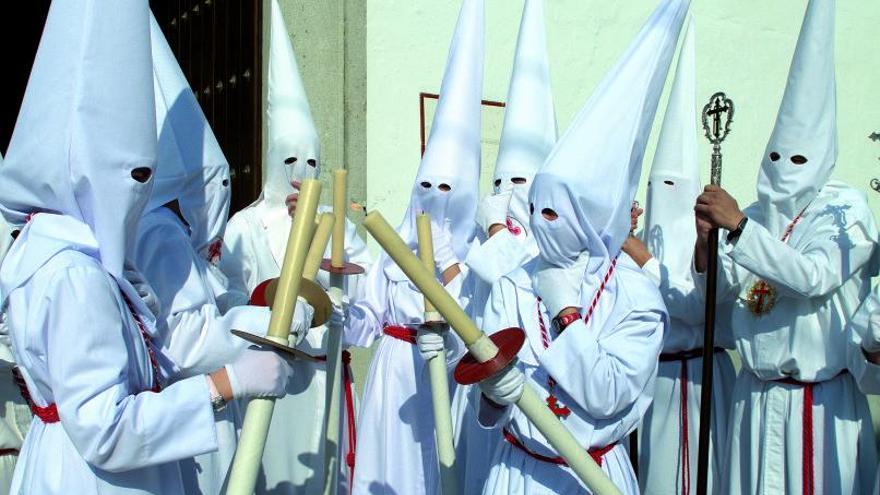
[726,216,748,243]
[207,377,227,413]
[552,310,582,334]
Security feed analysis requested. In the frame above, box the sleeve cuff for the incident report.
[641,258,662,288]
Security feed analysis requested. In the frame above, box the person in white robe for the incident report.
[135,17,316,494]
[219,2,371,493]
[619,18,735,494]
[0,2,295,494]
[0,153,31,495]
[843,281,880,494]
[692,1,879,493]
[472,1,689,493]
[345,1,483,493]
[452,1,555,492]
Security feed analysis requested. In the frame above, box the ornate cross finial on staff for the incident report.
[695,91,734,495]
[701,92,734,186]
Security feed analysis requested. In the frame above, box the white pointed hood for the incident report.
[494,0,556,191]
[644,16,700,281]
[150,14,231,257]
[495,0,557,236]
[149,15,190,215]
[262,0,320,207]
[396,0,484,262]
[757,0,837,235]
[529,0,689,272]
[0,0,156,279]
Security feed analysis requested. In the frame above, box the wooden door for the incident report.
[151,0,263,212]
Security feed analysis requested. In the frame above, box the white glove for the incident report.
[416,326,446,361]
[475,192,512,234]
[865,311,880,353]
[327,290,349,329]
[479,364,524,407]
[532,253,589,317]
[290,297,315,346]
[123,267,162,317]
[431,221,459,273]
[225,347,293,399]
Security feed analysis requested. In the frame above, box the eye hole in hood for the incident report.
[131,167,152,183]
[284,156,297,165]
[790,154,808,165]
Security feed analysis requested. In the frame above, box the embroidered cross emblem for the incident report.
[746,280,776,316]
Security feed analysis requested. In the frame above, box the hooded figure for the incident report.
[625,18,736,494]
[471,1,688,493]
[345,1,482,493]
[691,1,879,493]
[464,0,555,288]
[220,2,371,493]
[452,1,555,492]
[0,1,226,492]
[133,15,314,495]
[0,151,31,495]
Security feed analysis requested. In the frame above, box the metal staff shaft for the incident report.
[696,92,733,495]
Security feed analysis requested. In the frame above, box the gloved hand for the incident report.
[225,347,293,399]
[532,252,589,317]
[290,297,315,346]
[475,191,512,235]
[864,311,880,353]
[431,220,459,273]
[479,364,525,407]
[416,326,446,361]
[327,290,349,329]
[123,267,162,317]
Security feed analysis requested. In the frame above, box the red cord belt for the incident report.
[382,325,418,345]
[502,428,617,468]
[313,350,358,480]
[657,347,726,493]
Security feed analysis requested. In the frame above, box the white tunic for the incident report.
[701,181,879,495]
[136,207,278,495]
[3,214,218,494]
[346,257,467,495]
[0,223,31,495]
[476,254,665,495]
[844,289,880,495]
[636,257,736,495]
[221,202,371,495]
